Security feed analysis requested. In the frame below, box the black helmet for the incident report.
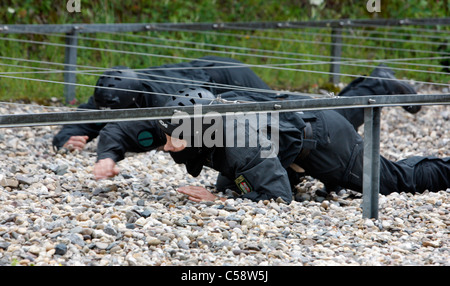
[158,87,216,137]
[169,87,216,107]
[93,66,143,109]
[158,87,217,177]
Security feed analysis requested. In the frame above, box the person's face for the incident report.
[163,134,187,152]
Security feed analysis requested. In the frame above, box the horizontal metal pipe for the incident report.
[1,18,449,34]
[0,94,449,128]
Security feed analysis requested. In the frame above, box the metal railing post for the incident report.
[329,27,342,85]
[362,106,381,219]
[63,28,79,104]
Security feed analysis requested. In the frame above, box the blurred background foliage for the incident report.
[1,0,448,24]
[0,0,449,104]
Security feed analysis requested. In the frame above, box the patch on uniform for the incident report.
[234,175,253,194]
[137,131,154,147]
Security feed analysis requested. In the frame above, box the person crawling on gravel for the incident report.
[54,57,419,153]
[153,87,449,204]
[93,64,421,189]
[52,56,271,152]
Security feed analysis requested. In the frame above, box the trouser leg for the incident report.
[380,156,450,194]
[334,65,420,131]
[342,144,450,195]
[334,83,386,130]
[199,56,271,94]
[301,110,450,195]
[334,107,364,131]
[299,110,361,191]
[334,78,372,130]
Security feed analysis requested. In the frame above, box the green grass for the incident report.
[0,0,448,105]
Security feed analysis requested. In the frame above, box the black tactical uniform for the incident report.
[94,64,420,164]
[52,56,270,150]
[94,57,272,162]
[158,88,450,204]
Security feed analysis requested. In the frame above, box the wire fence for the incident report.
[0,18,449,218]
[0,18,449,104]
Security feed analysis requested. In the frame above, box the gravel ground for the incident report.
[0,91,449,266]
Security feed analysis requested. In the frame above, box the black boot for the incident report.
[370,64,421,114]
[336,64,421,130]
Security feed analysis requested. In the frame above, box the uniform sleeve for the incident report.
[52,97,104,149]
[224,146,293,204]
[96,120,166,162]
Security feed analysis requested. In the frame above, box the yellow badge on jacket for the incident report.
[235,175,253,194]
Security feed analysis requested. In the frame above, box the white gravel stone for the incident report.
[0,94,449,266]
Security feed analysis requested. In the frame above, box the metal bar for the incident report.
[1,18,449,34]
[329,27,343,85]
[362,107,381,219]
[0,94,448,128]
[63,30,78,104]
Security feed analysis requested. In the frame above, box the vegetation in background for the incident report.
[0,0,448,105]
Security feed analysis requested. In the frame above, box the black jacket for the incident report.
[166,90,312,204]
